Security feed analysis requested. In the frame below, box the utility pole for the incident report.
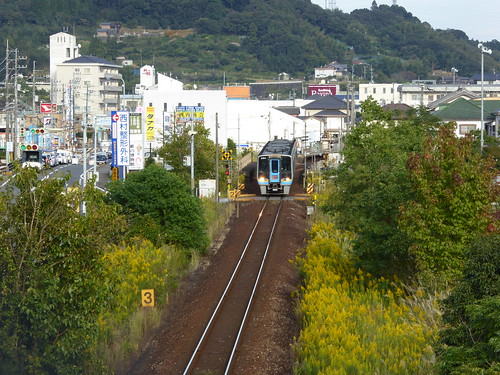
[14,48,18,159]
[5,41,10,165]
[81,85,90,215]
[215,112,219,203]
[303,121,307,189]
[32,61,36,114]
[190,107,195,194]
[267,111,271,141]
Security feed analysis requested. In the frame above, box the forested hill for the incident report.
[1,0,499,82]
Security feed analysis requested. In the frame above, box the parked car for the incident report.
[71,155,79,165]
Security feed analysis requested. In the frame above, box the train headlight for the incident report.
[258,177,268,183]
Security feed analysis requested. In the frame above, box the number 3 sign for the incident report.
[141,289,155,307]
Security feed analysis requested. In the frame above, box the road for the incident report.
[0,161,112,193]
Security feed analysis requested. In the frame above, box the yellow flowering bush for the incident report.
[102,238,188,324]
[295,222,439,374]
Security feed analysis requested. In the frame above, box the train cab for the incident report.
[257,138,297,195]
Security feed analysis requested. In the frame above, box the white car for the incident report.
[71,155,79,165]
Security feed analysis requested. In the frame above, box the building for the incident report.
[359,83,399,105]
[49,32,80,85]
[433,97,500,138]
[314,61,348,80]
[54,56,123,117]
[359,82,500,108]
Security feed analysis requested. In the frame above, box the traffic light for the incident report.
[20,144,38,151]
[20,127,26,137]
[225,163,230,176]
[31,128,45,134]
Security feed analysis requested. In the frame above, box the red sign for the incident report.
[308,85,338,97]
[40,103,52,113]
[112,113,120,122]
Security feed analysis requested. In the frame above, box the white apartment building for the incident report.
[360,82,500,108]
[49,32,80,84]
[54,56,123,118]
[359,83,399,105]
[399,83,500,107]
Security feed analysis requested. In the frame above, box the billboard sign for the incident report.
[128,113,144,171]
[175,106,205,122]
[111,111,130,166]
[146,106,155,142]
[308,84,338,97]
[40,103,52,113]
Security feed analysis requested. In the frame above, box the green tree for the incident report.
[321,99,438,277]
[436,234,500,374]
[398,123,499,281]
[107,164,209,252]
[159,123,223,190]
[0,167,125,374]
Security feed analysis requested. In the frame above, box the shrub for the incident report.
[107,164,209,252]
[295,221,439,374]
[435,234,500,374]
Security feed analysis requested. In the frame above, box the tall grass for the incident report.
[92,198,233,374]
[294,221,440,375]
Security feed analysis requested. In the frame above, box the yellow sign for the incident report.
[112,167,118,181]
[229,189,241,199]
[222,150,233,160]
[141,289,155,307]
[146,106,155,142]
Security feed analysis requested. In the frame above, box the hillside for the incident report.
[1,0,499,85]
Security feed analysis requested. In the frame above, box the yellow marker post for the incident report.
[141,289,155,307]
[112,167,118,181]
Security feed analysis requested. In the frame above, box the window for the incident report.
[83,68,90,74]
[373,88,376,94]
[282,157,291,172]
[66,48,70,57]
[271,159,279,173]
[383,88,386,94]
[459,124,476,134]
[364,88,368,94]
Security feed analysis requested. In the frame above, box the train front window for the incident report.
[271,159,279,173]
[259,157,268,171]
[281,157,291,172]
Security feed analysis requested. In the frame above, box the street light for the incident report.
[478,43,492,153]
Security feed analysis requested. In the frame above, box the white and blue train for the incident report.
[257,138,298,195]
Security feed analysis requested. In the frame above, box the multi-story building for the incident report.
[54,56,123,119]
[360,79,500,108]
[359,83,399,105]
[49,32,80,85]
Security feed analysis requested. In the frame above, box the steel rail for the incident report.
[224,199,283,374]
[182,199,282,375]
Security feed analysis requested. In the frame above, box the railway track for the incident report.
[182,198,283,375]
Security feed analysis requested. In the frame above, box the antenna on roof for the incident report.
[393,0,397,5]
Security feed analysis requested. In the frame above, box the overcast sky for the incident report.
[311,0,498,42]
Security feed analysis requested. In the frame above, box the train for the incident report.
[257,138,298,195]
[21,149,44,170]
